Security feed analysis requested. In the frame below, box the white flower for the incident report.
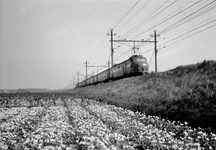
[171,144,178,149]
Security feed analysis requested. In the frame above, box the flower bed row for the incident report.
[82,98,216,150]
[0,107,45,149]
[0,97,216,150]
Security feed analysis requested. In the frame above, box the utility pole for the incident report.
[110,29,114,68]
[107,60,110,69]
[77,71,80,84]
[113,31,159,73]
[84,61,89,79]
[65,79,73,89]
[76,71,86,84]
[73,76,75,88]
[107,29,117,78]
[85,61,108,75]
[70,80,73,88]
[153,30,160,73]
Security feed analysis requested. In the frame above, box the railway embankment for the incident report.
[70,60,216,133]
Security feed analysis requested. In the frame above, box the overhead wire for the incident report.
[159,16,216,49]
[75,0,216,84]
[164,14,216,39]
[131,0,197,39]
[75,36,109,79]
[130,0,215,40]
[117,42,133,48]
[154,0,203,34]
[148,49,155,66]
[120,0,170,39]
[141,14,216,54]
[76,38,109,78]
[98,50,110,63]
[91,48,110,65]
[116,0,151,33]
[112,0,180,64]
[114,49,131,62]
[112,0,140,30]
[167,23,216,47]
[132,1,214,52]
[88,39,110,64]
[113,0,186,60]
[112,0,216,70]
[113,0,175,61]
[130,0,181,39]
[159,0,216,34]
[74,0,147,84]
[87,36,108,62]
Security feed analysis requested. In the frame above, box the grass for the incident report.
[70,60,216,132]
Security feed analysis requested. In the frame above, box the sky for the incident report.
[0,0,216,89]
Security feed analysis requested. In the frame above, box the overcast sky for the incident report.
[1,0,216,89]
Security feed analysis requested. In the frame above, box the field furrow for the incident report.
[65,98,118,150]
[0,96,216,150]
[23,106,75,149]
[0,107,45,149]
[82,98,216,150]
[0,107,28,124]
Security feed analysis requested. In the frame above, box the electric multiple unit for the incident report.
[76,55,148,88]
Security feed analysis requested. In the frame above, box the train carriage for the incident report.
[76,55,148,88]
[112,64,124,78]
[97,70,109,82]
[93,75,98,84]
[89,76,94,85]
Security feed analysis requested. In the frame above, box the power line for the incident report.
[160,17,216,48]
[114,48,131,61]
[140,16,216,55]
[88,41,110,64]
[123,0,194,43]
[159,0,216,34]
[170,22,216,46]
[131,0,199,39]
[117,42,133,48]
[154,0,203,34]
[113,0,140,30]
[75,0,216,86]
[130,0,179,39]
[130,0,215,40]
[116,0,151,33]
[165,14,216,39]
[148,49,155,67]
[96,50,110,64]
[120,0,170,39]
[87,36,107,62]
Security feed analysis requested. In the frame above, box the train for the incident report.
[76,55,149,88]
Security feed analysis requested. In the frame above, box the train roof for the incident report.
[79,55,146,83]
[113,55,146,66]
[129,55,146,59]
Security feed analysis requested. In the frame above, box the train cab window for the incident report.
[135,57,147,62]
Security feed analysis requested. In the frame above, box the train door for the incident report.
[123,63,126,75]
[124,61,130,75]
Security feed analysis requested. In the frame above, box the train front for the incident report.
[132,55,149,74]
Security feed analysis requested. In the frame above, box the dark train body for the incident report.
[76,55,148,88]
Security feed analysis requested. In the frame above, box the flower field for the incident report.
[0,94,216,150]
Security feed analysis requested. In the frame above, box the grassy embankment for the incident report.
[70,60,216,132]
